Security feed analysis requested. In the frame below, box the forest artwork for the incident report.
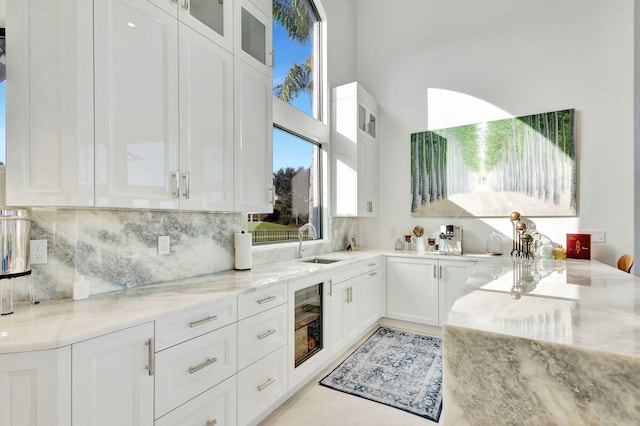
[411,109,576,217]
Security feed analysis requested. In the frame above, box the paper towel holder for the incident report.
[234,231,252,271]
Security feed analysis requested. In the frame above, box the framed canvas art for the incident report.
[410,109,576,217]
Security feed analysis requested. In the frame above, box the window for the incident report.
[249,127,321,244]
[249,0,325,245]
[0,28,5,166]
[272,0,321,119]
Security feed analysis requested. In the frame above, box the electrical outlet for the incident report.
[157,235,170,255]
[31,240,48,264]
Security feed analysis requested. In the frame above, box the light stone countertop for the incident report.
[446,257,640,357]
[0,250,383,354]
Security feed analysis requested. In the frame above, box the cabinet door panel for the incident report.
[72,322,154,426]
[234,0,272,75]
[0,347,71,426]
[179,0,233,51]
[234,58,273,213]
[94,0,179,209]
[386,257,439,325]
[178,23,234,211]
[439,260,475,325]
[359,269,381,328]
[6,0,94,206]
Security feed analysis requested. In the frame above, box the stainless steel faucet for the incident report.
[298,223,318,258]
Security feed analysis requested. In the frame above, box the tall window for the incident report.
[0,28,5,166]
[272,0,320,119]
[249,0,324,245]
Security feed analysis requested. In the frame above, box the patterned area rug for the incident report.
[320,327,443,422]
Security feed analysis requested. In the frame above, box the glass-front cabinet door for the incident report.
[234,0,272,75]
[149,0,233,51]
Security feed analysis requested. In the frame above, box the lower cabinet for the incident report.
[327,260,381,356]
[237,345,288,426]
[0,347,71,426]
[155,375,237,426]
[386,256,475,327]
[72,322,155,426]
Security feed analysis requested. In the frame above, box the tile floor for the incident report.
[260,328,439,426]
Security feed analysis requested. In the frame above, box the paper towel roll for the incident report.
[234,232,252,270]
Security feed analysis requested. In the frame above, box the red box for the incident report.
[566,234,591,259]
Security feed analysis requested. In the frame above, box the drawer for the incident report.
[155,323,237,418]
[361,256,382,273]
[238,282,286,320]
[237,345,288,426]
[155,375,236,426]
[238,304,287,370]
[155,297,237,351]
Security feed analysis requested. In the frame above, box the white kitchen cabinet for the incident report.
[178,23,235,211]
[237,304,288,370]
[237,345,287,426]
[94,0,180,209]
[149,0,234,52]
[327,261,382,355]
[386,257,439,326]
[72,322,154,426]
[6,0,94,207]
[0,347,71,426]
[234,0,272,76]
[331,82,379,217]
[95,0,236,211]
[386,256,476,327]
[438,259,476,325]
[234,58,274,213]
[155,323,237,419]
[155,375,237,426]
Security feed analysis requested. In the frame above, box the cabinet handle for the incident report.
[205,420,217,426]
[439,265,443,279]
[433,264,437,278]
[182,171,190,199]
[348,287,353,303]
[145,338,154,376]
[270,49,275,68]
[257,377,276,392]
[173,170,180,198]
[329,279,333,297]
[182,0,188,9]
[369,271,377,276]
[269,186,274,205]
[189,315,218,328]
[257,329,276,340]
[368,263,376,267]
[257,295,277,304]
[189,357,218,374]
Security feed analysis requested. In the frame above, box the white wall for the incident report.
[353,0,634,266]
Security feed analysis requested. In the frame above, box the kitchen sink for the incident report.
[301,257,341,264]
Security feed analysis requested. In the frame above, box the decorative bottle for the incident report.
[553,244,567,260]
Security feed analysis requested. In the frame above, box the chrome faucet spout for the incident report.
[298,223,318,258]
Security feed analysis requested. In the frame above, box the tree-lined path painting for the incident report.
[411,109,576,217]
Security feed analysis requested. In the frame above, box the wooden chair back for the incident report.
[617,254,634,273]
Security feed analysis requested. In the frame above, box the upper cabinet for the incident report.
[148,0,234,52]
[8,0,270,212]
[234,0,273,76]
[6,0,95,207]
[331,82,379,217]
[94,0,180,209]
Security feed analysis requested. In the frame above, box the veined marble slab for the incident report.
[443,257,640,425]
[0,250,380,354]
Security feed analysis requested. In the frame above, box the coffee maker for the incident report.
[438,225,462,255]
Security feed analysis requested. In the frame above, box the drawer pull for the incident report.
[257,329,276,340]
[188,357,218,374]
[369,271,377,276]
[368,263,376,267]
[257,295,277,304]
[189,315,218,328]
[257,377,276,392]
[145,338,154,376]
[205,420,217,426]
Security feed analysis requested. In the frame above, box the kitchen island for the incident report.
[442,257,640,425]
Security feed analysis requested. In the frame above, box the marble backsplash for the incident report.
[13,208,359,301]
